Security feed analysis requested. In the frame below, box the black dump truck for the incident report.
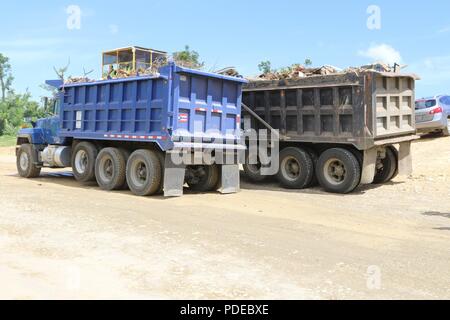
[242,71,418,194]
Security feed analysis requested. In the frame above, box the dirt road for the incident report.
[1,136,450,300]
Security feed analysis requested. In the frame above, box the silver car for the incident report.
[415,95,450,136]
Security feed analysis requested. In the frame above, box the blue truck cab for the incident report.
[16,62,247,197]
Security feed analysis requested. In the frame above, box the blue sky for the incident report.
[0,0,449,100]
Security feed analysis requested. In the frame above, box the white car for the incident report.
[415,95,450,136]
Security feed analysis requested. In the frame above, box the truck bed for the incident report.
[57,64,247,151]
[242,71,417,150]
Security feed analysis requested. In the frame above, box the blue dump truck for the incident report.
[14,46,419,196]
[15,62,247,197]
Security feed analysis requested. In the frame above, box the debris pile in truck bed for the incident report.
[254,64,341,81]
[215,67,242,77]
[251,62,405,81]
[65,76,95,84]
[343,62,400,74]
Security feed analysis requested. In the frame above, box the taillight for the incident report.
[429,106,443,115]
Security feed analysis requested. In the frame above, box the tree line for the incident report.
[0,53,51,136]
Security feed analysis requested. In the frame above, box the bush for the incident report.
[173,46,204,69]
[0,92,46,135]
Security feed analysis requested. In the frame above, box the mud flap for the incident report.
[360,147,377,185]
[398,141,412,177]
[219,164,240,194]
[163,152,186,197]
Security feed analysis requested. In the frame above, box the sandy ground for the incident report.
[1,136,450,300]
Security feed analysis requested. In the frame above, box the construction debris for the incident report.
[252,62,409,81]
[216,67,242,77]
[256,64,341,80]
[65,76,95,84]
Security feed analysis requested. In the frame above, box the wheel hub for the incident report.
[19,152,29,171]
[137,163,147,182]
[102,158,114,180]
[75,150,88,174]
[186,166,207,185]
[324,159,346,185]
[281,156,301,181]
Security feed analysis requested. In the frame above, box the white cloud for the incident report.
[358,43,402,65]
[109,24,119,35]
[409,55,450,83]
[438,26,450,34]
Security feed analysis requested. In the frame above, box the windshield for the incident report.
[415,99,436,110]
[52,97,61,115]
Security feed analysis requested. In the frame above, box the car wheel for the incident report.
[443,118,450,136]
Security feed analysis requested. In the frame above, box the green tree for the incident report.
[258,61,272,74]
[304,58,313,67]
[0,91,45,135]
[173,46,204,69]
[0,53,56,136]
[0,53,14,102]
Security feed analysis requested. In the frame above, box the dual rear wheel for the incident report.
[71,143,163,196]
[276,147,361,194]
[245,145,398,194]
[71,143,220,196]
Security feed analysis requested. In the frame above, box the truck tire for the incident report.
[155,151,165,194]
[276,147,314,189]
[243,153,268,183]
[316,148,361,194]
[126,149,162,196]
[373,146,398,184]
[16,144,41,178]
[72,142,98,183]
[95,148,127,191]
[303,147,319,187]
[118,148,131,189]
[186,165,220,192]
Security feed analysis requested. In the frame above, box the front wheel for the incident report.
[16,144,41,178]
[316,148,361,194]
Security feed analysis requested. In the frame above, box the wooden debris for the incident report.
[256,64,341,81]
[65,76,94,84]
[216,67,242,77]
